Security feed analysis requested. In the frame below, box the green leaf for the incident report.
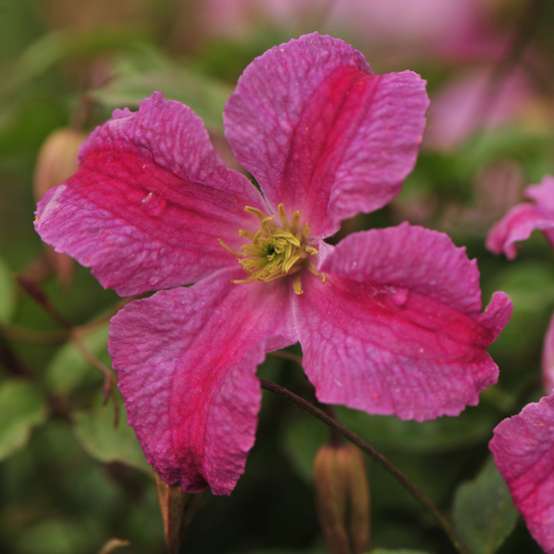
[0,379,47,460]
[283,413,327,481]
[15,518,102,554]
[0,0,43,63]
[45,323,109,395]
[91,46,231,130]
[337,406,498,454]
[0,257,15,323]
[457,126,554,180]
[73,393,150,474]
[488,261,554,376]
[1,28,148,98]
[453,458,517,554]
[284,406,498,481]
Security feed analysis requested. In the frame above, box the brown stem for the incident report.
[70,328,117,409]
[1,324,68,344]
[16,276,118,416]
[0,329,33,377]
[260,379,469,554]
[3,300,128,345]
[268,350,303,366]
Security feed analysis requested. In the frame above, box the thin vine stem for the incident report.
[260,379,469,554]
[16,276,118,418]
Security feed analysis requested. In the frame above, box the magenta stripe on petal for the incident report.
[109,269,296,494]
[296,224,511,421]
[224,33,429,238]
[35,93,264,296]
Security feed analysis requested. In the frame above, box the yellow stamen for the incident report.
[218,238,241,258]
[221,203,320,292]
[293,274,304,295]
[309,263,328,283]
[244,206,267,221]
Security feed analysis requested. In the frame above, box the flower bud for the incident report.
[338,443,370,553]
[33,128,86,287]
[313,442,370,554]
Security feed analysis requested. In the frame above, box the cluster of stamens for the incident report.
[219,204,324,295]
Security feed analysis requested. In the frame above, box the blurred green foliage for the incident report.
[453,459,517,554]
[0,379,47,460]
[1,1,554,554]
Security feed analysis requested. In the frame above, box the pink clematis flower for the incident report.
[35,33,511,495]
[487,176,554,393]
[490,391,554,553]
[487,175,554,551]
[487,175,554,259]
[491,326,554,553]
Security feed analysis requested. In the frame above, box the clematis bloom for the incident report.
[490,392,554,554]
[490,322,554,553]
[487,175,554,552]
[35,33,511,494]
[487,175,554,259]
[487,176,554,390]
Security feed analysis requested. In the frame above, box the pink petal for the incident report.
[35,92,264,296]
[487,204,554,259]
[544,315,554,393]
[490,394,554,553]
[224,33,429,238]
[109,269,295,494]
[526,176,554,213]
[295,224,511,421]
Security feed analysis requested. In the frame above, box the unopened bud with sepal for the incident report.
[33,128,86,286]
[313,442,370,554]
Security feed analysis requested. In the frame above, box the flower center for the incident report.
[220,204,322,295]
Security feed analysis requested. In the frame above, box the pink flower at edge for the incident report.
[490,393,554,554]
[35,33,512,495]
[486,175,554,259]
[487,175,554,551]
[487,178,554,398]
[489,318,554,553]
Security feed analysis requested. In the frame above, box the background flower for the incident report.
[488,176,554,552]
[491,393,554,554]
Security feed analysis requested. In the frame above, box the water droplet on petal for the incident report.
[141,192,166,216]
[390,287,409,307]
[141,192,154,204]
